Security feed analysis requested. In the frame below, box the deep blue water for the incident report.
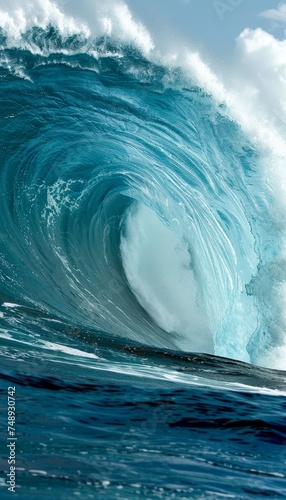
[0,24,286,500]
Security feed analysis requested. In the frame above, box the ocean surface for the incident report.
[0,1,286,498]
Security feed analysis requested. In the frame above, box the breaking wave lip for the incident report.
[0,0,286,374]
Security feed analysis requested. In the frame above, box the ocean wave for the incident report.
[0,0,286,374]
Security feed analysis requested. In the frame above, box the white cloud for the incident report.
[260,3,286,23]
[235,27,286,125]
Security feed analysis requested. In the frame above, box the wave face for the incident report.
[0,32,280,363]
[0,2,286,498]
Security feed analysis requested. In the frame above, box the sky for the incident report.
[126,0,285,61]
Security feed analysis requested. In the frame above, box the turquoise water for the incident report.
[0,7,286,500]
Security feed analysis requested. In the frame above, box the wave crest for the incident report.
[0,2,285,370]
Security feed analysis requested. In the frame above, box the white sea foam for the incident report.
[120,203,213,353]
[0,0,153,54]
[40,341,99,358]
[0,0,89,44]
